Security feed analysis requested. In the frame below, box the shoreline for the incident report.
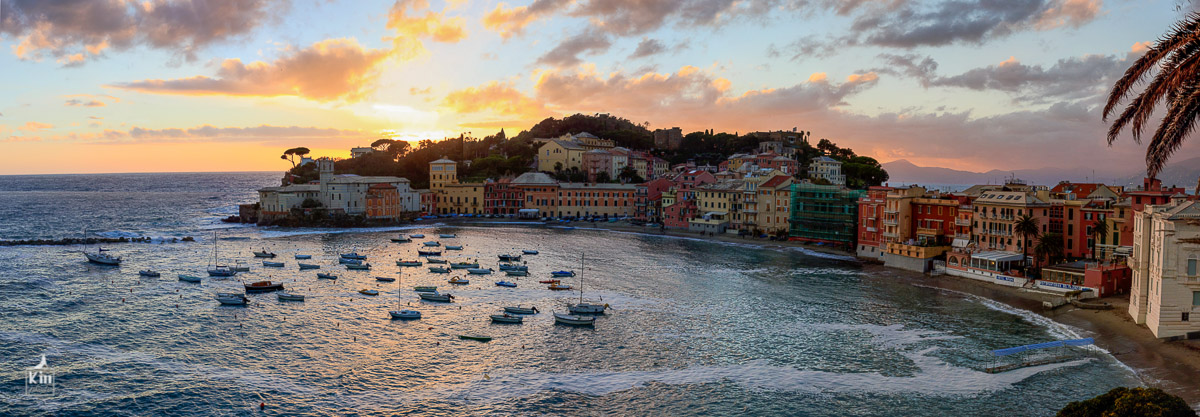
[431,218,1200,405]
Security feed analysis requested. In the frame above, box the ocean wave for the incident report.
[257,224,443,239]
[543,226,860,262]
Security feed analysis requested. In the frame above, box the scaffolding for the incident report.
[788,183,865,246]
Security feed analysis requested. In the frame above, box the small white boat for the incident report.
[503,306,539,315]
[215,293,249,306]
[522,250,539,255]
[83,248,122,265]
[490,313,523,324]
[448,277,470,285]
[340,253,367,260]
[138,270,160,278]
[178,274,203,283]
[358,289,379,296]
[396,260,423,267]
[445,245,463,250]
[410,234,425,238]
[554,313,595,326]
[277,291,305,301]
[317,273,338,280]
[298,263,320,270]
[439,234,457,238]
[569,303,609,315]
[423,241,441,247]
[252,250,277,258]
[390,309,421,319]
[376,276,396,282]
[295,254,312,260]
[426,257,447,264]
[339,257,363,265]
[419,292,453,302]
[429,266,451,273]
[505,270,529,277]
[468,268,493,275]
[551,270,576,277]
[262,261,285,267]
[450,261,478,269]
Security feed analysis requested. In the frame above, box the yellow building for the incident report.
[536,139,587,172]
[439,183,485,214]
[756,175,794,234]
[430,158,457,191]
[695,179,743,230]
[556,183,637,218]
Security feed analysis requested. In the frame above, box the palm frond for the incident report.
[1105,13,1200,120]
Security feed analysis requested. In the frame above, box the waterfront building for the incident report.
[654,127,683,149]
[911,197,959,246]
[788,182,864,247]
[882,186,926,245]
[429,158,457,191]
[257,184,320,220]
[511,172,560,217]
[807,156,845,186]
[971,189,1049,253]
[484,178,524,215]
[1116,178,1188,249]
[1040,260,1130,298]
[318,158,419,215]
[416,189,435,215]
[438,183,485,214]
[635,178,675,222]
[856,186,892,260]
[365,183,402,220]
[583,149,615,182]
[693,179,743,233]
[536,139,587,172]
[756,175,795,235]
[556,183,637,218]
[1128,200,1200,338]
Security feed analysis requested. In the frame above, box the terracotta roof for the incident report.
[760,175,792,188]
[431,158,456,164]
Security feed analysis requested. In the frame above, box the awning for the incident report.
[952,238,969,248]
[972,251,1025,263]
[518,209,539,213]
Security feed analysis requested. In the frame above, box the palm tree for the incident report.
[1089,219,1110,260]
[1014,213,1040,263]
[1105,13,1200,178]
[1034,233,1066,268]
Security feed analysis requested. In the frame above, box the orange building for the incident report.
[365,183,401,220]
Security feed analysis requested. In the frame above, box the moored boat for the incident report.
[317,273,338,280]
[417,250,442,256]
[390,309,421,319]
[489,314,523,324]
[339,252,367,260]
[458,334,492,341]
[554,312,595,326]
[548,283,573,290]
[396,260,423,267]
[178,274,203,283]
[232,261,251,272]
[498,263,527,271]
[83,247,122,265]
[298,263,320,270]
[419,292,454,302]
[277,291,305,301]
[505,270,529,277]
[569,302,609,315]
[445,245,463,250]
[294,254,312,259]
[551,270,576,277]
[448,277,470,285]
[376,276,396,282]
[522,250,539,255]
[429,266,451,273]
[252,249,277,258]
[391,237,412,243]
[423,241,441,247]
[215,292,249,305]
[208,266,237,277]
[539,279,560,284]
[358,289,379,296]
[439,233,457,238]
[410,234,425,238]
[426,257,447,264]
[498,254,521,262]
[467,268,493,275]
[138,270,160,277]
[245,280,284,293]
[346,263,371,270]
[413,285,437,292]
[339,257,363,265]
[262,261,285,267]
[450,261,478,269]
[494,281,517,288]
[503,306,539,315]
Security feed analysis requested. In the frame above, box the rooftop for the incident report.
[512,172,558,185]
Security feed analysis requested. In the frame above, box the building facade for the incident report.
[808,156,845,186]
[1128,200,1200,338]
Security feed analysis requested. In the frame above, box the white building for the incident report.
[258,184,320,216]
[1128,200,1200,338]
[808,156,845,186]
[318,158,419,214]
[350,147,375,158]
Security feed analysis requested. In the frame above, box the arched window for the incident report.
[949,256,959,266]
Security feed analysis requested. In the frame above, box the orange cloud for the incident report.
[1035,0,1102,30]
[20,122,54,132]
[4,124,373,145]
[440,81,549,118]
[109,38,391,102]
[388,0,469,58]
[483,1,566,39]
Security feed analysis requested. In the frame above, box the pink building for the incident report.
[583,149,614,182]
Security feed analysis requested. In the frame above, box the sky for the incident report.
[2,0,1199,175]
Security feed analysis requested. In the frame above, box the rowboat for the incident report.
[317,273,338,280]
[215,292,249,305]
[244,280,284,293]
[277,291,305,301]
[505,270,529,277]
[458,335,492,342]
[410,234,425,238]
[429,266,451,273]
[494,281,517,288]
[262,261,285,267]
[503,306,538,314]
[339,257,363,265]
[376,276,396,282]
[450,261,478,269]
[252,250,276,258]
[178,274,203,283]
[489,314,523,324]
[448,277,470,285]
[346,263,371,270]
[439,234,457,238]
[522,250,539,255]
[294,254,312,259]
[498,263,527,271]
[425,257,447,264]
[298,263,320,270]
[138,270,160,278]
[445,245,463,250]
[554,313,595,326]
[340,253,367,260]
[539,279,560,284]
[417,250,442,256]
[569,303,609,315]
[551,270,576,277]
[391,237,412,243]
[396,260,423,267]
[548,283,573,290]
[467,268,493,275]
[413,286,437,292]
[419,292,454,302]
[498,254,521,262]
[423,241,441,247]
[358,289,379,296]
[390,309,421,319]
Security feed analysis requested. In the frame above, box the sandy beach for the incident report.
[435,217,1200,405]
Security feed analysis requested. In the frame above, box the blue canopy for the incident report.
[991,338,1094,356]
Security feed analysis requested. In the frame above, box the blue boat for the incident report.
[551,270,576,277]
[495,281,517,288]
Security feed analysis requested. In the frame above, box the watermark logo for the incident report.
[24,354,55,397]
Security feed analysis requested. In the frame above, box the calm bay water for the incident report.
[0,173,1139,416]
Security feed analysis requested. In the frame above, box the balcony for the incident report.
[916,227,943,236]
[882,231,899,238]
[955,218,971,227]
[886,242,951,259]
[882,218,898,226]
[884,209,899,214]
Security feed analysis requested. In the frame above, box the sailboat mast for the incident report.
[579,253,584,303]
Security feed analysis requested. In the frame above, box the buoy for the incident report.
[354,336,357,342]
[122,298,125,303]
[260,402,265,410]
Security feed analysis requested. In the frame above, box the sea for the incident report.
[0,172,1142,416]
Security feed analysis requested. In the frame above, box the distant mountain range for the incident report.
[881,157,1200,192]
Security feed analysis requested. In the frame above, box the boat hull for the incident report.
[390,310,421,319]
[245,281,284,293]
[490,315,523,324]
[458,335,492,342]
[178,275,203,283]
[375,277,396,282]
[413,286,437,292]
[317,274,338,280]
[277,292,305,301]
[503,307,538,315]
[298,263,320,270]
[262,261,284,267]
[419,293,453,302]
[553,313,595,326]
[568,304,608,315]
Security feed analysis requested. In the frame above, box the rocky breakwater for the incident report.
[0,236,195,247]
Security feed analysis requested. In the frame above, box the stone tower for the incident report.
[318,157,335,208]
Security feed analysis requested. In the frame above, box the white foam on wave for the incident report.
[0,331,316,395]
[257,223,441,239]
[544,225,860,262]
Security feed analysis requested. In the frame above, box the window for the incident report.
[1193,291,1200,306]
[1185,313,1191,322]
[1190,257,1198,277]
